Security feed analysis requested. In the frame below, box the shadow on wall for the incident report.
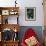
[18,26,44,44]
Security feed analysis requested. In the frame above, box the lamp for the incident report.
[15,0,17,7]
[14,28,17,32]
[13,28,19,41]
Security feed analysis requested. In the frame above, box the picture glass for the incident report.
[25,7,36,21]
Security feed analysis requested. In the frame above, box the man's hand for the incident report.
[25,36,38,46]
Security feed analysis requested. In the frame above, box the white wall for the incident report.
[18,0,44,26]
[0,0,44,26]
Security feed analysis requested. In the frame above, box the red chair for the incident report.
[21,28,41,46]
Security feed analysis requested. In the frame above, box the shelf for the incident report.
[0,24,20,32]
[2,40,19,43]
[2,41,19,46]
[0,7,19,16]
[0,7,19,24]
[0,7,19,10]
[0,7,20,46]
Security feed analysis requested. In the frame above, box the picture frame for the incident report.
[2,10,9,15]
[25,7,36,21]
[9,10,18,15]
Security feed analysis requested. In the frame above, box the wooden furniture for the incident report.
[2,41,19,46]
[0,24,19,32]
[43,0,46,46]
[0,7,19,24]
[0,41,2,46]
[44,0,46,26]
[0,7,20,46]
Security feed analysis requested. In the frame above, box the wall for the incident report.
[18,0,44,26]
[0,0,44,26]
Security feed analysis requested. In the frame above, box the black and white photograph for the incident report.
[25,7,36,21]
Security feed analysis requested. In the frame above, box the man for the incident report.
[21,28,41,46]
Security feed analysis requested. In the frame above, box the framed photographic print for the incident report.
[25,7,36,21]
[2,10,9,15]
